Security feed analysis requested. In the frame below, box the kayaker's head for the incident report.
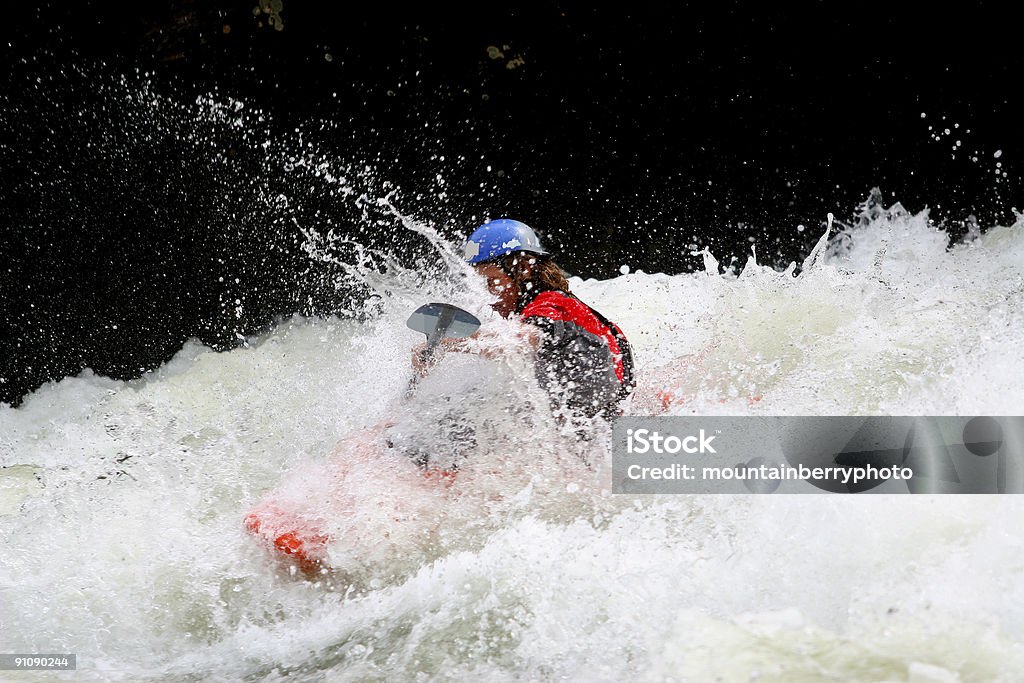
[464,218,570,317]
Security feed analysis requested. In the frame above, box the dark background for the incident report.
[2,1,1021,406]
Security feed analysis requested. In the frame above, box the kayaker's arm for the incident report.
[411,324,540,372]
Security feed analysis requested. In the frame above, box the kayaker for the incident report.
[417,218,635,420]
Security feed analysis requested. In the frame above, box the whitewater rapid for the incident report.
[2,207,1023,681]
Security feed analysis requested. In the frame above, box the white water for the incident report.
[2,206,1024,682]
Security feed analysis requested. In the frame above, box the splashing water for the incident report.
[3,78,1024,681]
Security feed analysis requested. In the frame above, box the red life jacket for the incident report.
[520,290,634,391]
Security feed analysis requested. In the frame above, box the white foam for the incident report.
[2,207,1023,680]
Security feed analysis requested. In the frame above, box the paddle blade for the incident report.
[406,303,481,339]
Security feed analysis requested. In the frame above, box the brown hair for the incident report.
[497,252,571,312]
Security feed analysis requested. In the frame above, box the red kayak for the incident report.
[243,426,456,574]
[244,501,332,574]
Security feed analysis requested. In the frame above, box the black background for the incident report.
[2,1,1021,405]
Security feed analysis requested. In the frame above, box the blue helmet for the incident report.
[463,218,549,265]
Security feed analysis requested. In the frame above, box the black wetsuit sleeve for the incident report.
[527,316,622,418]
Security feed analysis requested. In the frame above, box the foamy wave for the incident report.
[2,203,1023,681]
